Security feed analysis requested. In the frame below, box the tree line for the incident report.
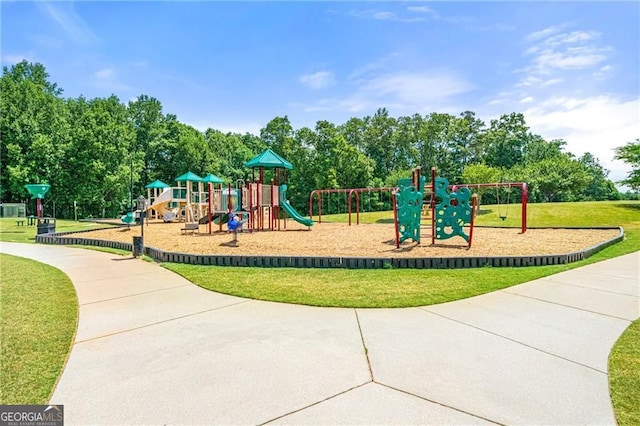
[1,61,637,219]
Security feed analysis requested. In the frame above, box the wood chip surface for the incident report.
[73,220,620,258]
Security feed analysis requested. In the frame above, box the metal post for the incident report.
[468,194,478,248]
[208,183,212,235]
[130,156,133,215]
[392,191,400,249]
[522,183,528,234]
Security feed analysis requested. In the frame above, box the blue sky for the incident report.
[2,1,639,185]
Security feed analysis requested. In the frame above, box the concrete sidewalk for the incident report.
[1,242,638,425]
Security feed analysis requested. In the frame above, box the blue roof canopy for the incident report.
[202,173,225,184]
[144,179,170,189]
[174,172,203,182]
[244,149,293,170]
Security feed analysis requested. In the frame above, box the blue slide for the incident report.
[279,185,313,227]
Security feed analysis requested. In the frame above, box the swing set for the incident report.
[308,187,395,225]
[450,182,528,233]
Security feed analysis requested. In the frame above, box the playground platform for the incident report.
[0,242,638,424]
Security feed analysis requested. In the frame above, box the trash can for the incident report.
[36,218,56,234]
[133,236,144,257]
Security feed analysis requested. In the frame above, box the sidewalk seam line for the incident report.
[538,279,639,298]
[375,382,504,425]
[501,290,637,321]
[258,381,371,425]
[74,300,251,344]
[572,267,640,281]
[80,283,192,306]
[418,307,610,375]
[354,309,374,382]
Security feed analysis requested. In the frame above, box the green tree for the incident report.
[614,139,640,191]
[460,163,502,205]
[153,118,211,180]
[260,116,296,160]
[576,153,619,200]
[362,108,397,179]
[482,112,531,169]
[127,95,167,190]
[423,112,455,177]
[0,61,69,205]
[446,111,485,181]
[523,137,566,163]
[339,117,367,153]
[62,96,136,217]
[519,156,591,202]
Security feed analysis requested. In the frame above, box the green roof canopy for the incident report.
[244,149,293,170]
[144,179,170,189]
[25,184,50,199]
[202,174,224,184]
[174,172,203,182]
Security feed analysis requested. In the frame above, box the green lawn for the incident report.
[164,200,639,308]
[610,319,640,426]
[0,254,78,404]
[0,217,113,244]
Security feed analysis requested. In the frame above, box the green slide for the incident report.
[279,185,313,227]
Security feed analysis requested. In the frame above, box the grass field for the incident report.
[0,254,78,404]
[164,200,639,308]
[610,318,640,425]
[0,217,112,244]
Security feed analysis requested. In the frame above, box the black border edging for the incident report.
[36,227,624,270]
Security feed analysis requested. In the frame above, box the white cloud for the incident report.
[362,72,472,104]
[347,52,401,81]
[190,120,263,135]
[519,25,613,88]
[373,11,396,20]
[517,76,543,87]
[523,95,639,184]
[299,71,335,90]
[1,53,36,65]
[519,96,534,104]
[547,30,601,45]
[94,68,115,80]
[91,67,132,91]
[346,8,425,23]
[532,46,610,71]
[541,78,563,87]
[297,70,473,115]
[524,24,569,42]
[407,6,434,14]
[37,2,98,45]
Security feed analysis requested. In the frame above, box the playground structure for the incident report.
[393,167,479,248]
[308,187,396,225]
[24,183,50,224]
[306,166,526,249]
[450,182,528,234]
[138,149,313,234]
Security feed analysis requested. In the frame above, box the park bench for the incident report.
[181,222,199,235]
[16,220,25,226]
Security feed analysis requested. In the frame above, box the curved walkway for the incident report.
[1,242,638,425]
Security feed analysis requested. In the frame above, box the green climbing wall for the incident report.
[433,177,473,242]
[395,177,426,244]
